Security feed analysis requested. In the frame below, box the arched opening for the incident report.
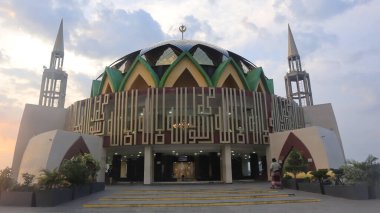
[221,75,240,89]
[103,83,113,94]
[61,137,90,163]
[130,75,150,90]
[161,55,210,87]
[279,132,316,171]
[173,69,200,87]
[214,62,246,90]
[256,81,266,93]
[121,59,158,91]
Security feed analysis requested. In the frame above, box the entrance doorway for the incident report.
[173,162,195,181]
[109,154,144,182]
[154,152,221,182]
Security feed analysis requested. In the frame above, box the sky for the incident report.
[0,0,379,169]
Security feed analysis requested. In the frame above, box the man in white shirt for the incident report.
[270,158,282,189]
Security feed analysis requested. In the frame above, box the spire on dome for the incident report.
[288,24,299,58]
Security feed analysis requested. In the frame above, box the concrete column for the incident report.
[221,144,232,183]
[144,145,153,184]
[266,146,272,181]
[97,148,107,182]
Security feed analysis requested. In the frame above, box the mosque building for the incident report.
[12,21,346,184]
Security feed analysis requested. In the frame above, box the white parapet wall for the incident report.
[17,130,105,183]
[303,103,345,160]
[269,126,346,170]
[12,104,67,179]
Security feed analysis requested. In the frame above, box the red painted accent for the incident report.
[62,136,90,162]
[278,132,316,171]
[103,136,110,147]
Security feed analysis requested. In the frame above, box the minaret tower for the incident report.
[38,19,67,108]
[285,24,313,106]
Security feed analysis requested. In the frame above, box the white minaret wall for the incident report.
[38,19,67,108]
[285,24,313,106]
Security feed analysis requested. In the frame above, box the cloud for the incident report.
[4,0,86,39]
[0,50,6,62]
[179,15,222,42]
[70,7,165,59]
[0,97,23,169]
[275,0,372,21]
[65,72,92,104]
[0,68,40,108]
[3,0,165,60]
[295,26,338,55]
[0,126,17,169]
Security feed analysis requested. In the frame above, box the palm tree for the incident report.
[38,168,65,189]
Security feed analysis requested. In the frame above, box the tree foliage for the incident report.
[22,172,35,187]
[342,155,380,185]
[0,167,15,191]
[284,149,307,177]
[60,154,100,185]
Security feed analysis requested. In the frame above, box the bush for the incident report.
[342,155,380,186]
[60,154,100,186]
[311,169,330,182]
[330,168,344,185]
[284,150,308,176]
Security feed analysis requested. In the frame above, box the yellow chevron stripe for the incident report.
[124,188,270,192]
[83,199,321,208]
[113,190,278,196]
[99,194,292,201]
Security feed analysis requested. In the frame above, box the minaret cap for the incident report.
[53,19,64,56]
[288,24,299,58]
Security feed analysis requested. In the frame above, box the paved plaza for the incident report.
[0,182,379,213]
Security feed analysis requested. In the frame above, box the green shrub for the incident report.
[82,153,101,182]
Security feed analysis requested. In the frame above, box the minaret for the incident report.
[285,24,313,106]
[38,19,68,108]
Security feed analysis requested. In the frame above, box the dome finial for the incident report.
[179,25,187,40]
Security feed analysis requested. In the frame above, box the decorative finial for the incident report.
[179,25,187,40]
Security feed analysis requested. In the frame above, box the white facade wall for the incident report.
[269,126,345,170]
[303,103,345,160]
[18,130,104,183]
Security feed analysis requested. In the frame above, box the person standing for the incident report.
[270,158,282,189]
[107,165,113,185]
